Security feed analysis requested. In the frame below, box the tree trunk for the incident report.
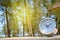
[24,0,33,36]
[6,4,10,37]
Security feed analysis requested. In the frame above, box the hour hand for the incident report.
[45,25,49,28]
[49,23,52,26]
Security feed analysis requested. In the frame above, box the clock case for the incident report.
[39,17,57,36]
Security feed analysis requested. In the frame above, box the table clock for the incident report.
[39,17,57,35]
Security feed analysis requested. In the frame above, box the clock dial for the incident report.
[39,17,56,34]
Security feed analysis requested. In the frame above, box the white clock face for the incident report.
[39,18,56,34]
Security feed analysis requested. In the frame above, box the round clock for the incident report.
[39,17,56,35]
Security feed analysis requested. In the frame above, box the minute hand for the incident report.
[49,23,52,26]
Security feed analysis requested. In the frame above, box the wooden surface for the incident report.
[0,35,60,40]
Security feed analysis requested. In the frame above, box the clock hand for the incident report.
[49,23,52,26]
[45,25,49,28]
[45,23,52,28]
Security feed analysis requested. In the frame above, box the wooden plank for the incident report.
[0,36,60,40]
